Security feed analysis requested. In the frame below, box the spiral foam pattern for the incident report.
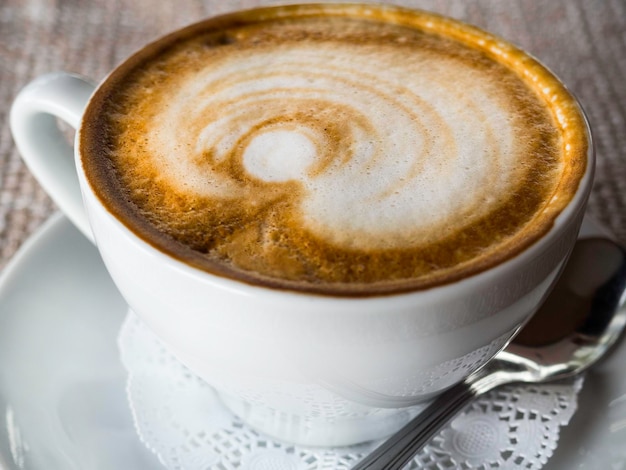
[84,13,574,292]
[149,45,528,248]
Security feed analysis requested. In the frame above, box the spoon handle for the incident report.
[353,364,509,470]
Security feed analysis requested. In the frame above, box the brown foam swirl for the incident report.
[136,43,527,250]
[81,8,587,294]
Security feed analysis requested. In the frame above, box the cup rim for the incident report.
[76,2,595,299]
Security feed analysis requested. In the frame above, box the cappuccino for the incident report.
[80,4,588,295]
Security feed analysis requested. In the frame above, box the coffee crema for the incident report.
[80,4,588,295]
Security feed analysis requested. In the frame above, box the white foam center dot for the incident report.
[243,130,316,182]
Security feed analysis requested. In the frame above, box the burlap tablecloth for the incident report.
[1,0,625,268]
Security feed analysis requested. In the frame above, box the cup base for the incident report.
[217,391,428,447]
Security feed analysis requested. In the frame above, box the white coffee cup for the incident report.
[10,5,594,447]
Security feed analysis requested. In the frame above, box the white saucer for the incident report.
[0,213,625,469]
[0,213,161,469]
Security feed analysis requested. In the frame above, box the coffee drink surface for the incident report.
[80,4,588,295]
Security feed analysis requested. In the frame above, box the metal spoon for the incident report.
[354,219,626,470]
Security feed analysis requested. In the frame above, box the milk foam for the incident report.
[82,10,582,293]
[146,44,521,249]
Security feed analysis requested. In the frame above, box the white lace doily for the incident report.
[119,312,583,470]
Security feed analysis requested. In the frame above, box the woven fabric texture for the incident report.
[1,0,625,267]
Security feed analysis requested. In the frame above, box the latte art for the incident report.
[81,7,588,294]
[152,46,519,249]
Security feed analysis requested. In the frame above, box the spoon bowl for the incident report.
[354,220,626,470]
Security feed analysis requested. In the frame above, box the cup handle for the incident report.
[10,72,96,243]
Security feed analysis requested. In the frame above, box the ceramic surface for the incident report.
[0,214,160,469]
[0,214,624,468]
[11,67,593,445]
